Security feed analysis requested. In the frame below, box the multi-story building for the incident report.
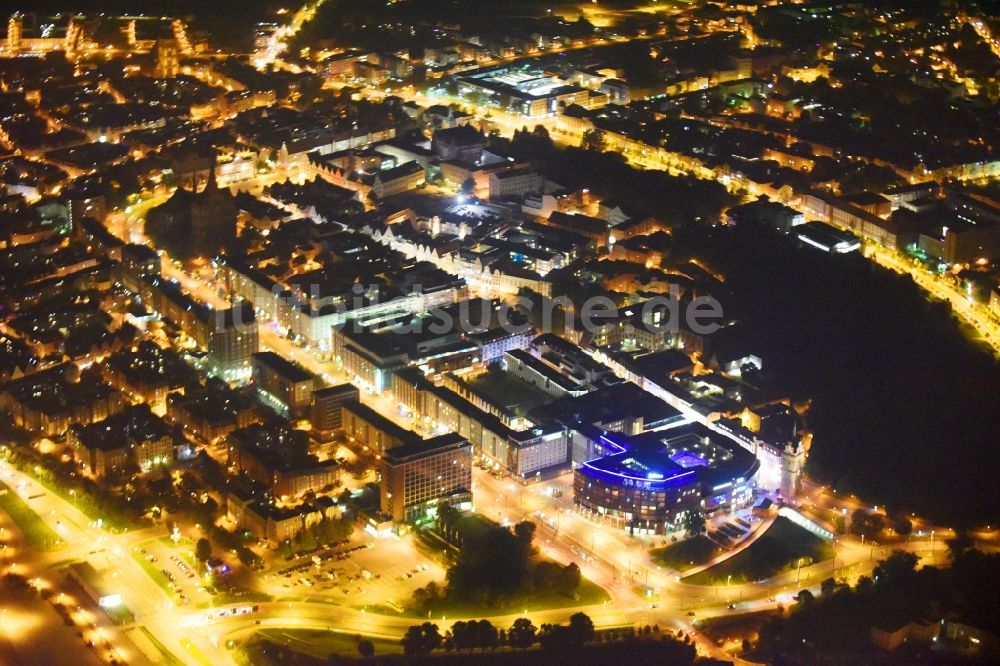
[252,351,315,418]
[488,166,543,200]
[135,276,258,382]
[253,22,279,51]
[340,399,416,455]
[799,192,905,251]
[331,326,409,396]
[380,433,473,524]
[223,257,462,351]
[369,161,425,199]
[393,368,514,469]
[68,404,175,479]
[311,384,360,435]
[167,380,258,443]
[206,301,258,383]
[103,341,193,407]
[925,194,1000,264]
[508,424,570,479]
[467,327,534,364]
[600,78,630,105]
[227,492,338,545]
[227,422,339,499]
[457,67,590,117]
[0,365,125,437]
[574,423,759,535]
[431,125,485,164]
[503,349,591,399]
[118,243,160,293]
[881,182,939,211]
[322,50,365,79]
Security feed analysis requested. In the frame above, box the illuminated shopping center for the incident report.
[456,65,592,117]
[574,422,760,535]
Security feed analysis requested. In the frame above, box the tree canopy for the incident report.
[758,547,1000,663]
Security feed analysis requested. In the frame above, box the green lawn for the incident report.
[132,552,178,601]
[180,638,211,666]
[0,481,62,551]
[138,627,185,666]
[254,629,402,659]
[212,589,272,605]
[684,517,834,586]
[650,535,723,572]
[12,465,132,531]
[158,535,192,549]
[180,550,198,568]
[799,505,845,533]
[104,603,136,626]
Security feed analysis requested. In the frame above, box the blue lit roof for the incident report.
[579,422,760,491]
[580,453,695,491]
[670,451,708,468]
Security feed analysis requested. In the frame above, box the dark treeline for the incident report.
[756,545,1000,664]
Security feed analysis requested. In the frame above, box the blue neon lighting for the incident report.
[579,460,696,489]
[670,451,708,468]
[598,432,629,455]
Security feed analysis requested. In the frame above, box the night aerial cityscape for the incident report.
[0,0,999,664]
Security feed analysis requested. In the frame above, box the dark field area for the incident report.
[650,534,722,572]
[683,518,834,585]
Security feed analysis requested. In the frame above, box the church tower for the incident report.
[781,440,805,498]
[6,13,23,52]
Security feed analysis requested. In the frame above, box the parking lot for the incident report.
[135,539,212,607]
[261,534,446,609]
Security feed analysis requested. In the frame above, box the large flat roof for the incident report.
[342,399,419,444]
[252,351,314,383]
[578,422,759,491]
[383,432,470,464]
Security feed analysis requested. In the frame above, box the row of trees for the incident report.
[847,508,913,541]
[4,444,149,531]
[400,613,596,656]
